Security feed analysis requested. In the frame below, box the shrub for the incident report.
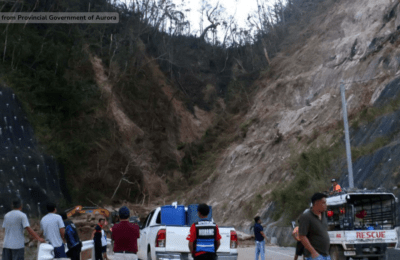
[272,143,344,223]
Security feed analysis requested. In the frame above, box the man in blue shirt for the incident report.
[253,216,269,260]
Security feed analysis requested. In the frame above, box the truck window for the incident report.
[156,211,161,224]
[146,210,155,227]
[328,194,398,231]
[142,210,155,228]
[352,196,396,230]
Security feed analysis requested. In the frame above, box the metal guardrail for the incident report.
[37,239,112,260]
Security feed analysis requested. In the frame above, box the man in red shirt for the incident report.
[111,206,140,260]
[187,204,221,260]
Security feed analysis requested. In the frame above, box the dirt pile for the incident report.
[72,203,154,237]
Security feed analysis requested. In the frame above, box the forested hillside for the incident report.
[6,0,400,246]
[0,0,317,206]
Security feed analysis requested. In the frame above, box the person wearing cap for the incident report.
[111,206,140,260]
[329,179,342,195]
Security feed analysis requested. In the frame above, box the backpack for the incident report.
[65,221,81,249]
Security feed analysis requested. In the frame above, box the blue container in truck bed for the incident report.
[161,205,186,226]
[187,204,212,225]
[137,205,238,260]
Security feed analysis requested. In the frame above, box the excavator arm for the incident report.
[66,205,110,218]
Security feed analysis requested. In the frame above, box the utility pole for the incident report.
[340,82,354,189]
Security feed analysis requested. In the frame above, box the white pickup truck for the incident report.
[326,190,398,260]
[137,206,238,260]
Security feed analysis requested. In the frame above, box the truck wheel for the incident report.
[330,245,346,260]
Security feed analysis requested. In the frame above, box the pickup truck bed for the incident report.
[137,207,238,260]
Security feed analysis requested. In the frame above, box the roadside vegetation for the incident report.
[351,137,391,161]
[0,10,117,203]
[272,142,344,223]
[350,96,400,129]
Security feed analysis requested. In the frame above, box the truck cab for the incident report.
[326,190,398,260]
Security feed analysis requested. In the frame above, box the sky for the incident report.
[174,0,280,36]
[184,0,257,32]
[122,0,283,39]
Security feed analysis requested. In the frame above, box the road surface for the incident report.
[238,246,295,260]
[238,246,400,260]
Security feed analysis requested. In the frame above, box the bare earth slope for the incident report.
[184,0,400,243]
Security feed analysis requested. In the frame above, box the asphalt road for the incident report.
[238,247,400,260]
[238,246,295,260]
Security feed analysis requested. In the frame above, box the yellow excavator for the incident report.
[65,205,140,227]
[65,205,120,224]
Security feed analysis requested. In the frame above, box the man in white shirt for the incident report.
[2,199,45,260]
[40,202,66,258]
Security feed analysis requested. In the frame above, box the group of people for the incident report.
[1,200,140,260]
[1,199,218,260]
[253,192,333,260]
[3,181,341,260]
[2,200,71,260]
[253,179,342,260]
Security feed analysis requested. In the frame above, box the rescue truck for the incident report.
[326,189,398,260]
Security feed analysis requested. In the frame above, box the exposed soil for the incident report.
[182,0,400,245]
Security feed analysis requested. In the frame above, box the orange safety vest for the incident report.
[333,184,342,192]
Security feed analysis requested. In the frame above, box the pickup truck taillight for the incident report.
[156,229,166,247]
[230,230,238,248]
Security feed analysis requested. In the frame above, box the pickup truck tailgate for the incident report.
[218,228,233,252]
[165,227,191,252]
[164,227,233,253]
